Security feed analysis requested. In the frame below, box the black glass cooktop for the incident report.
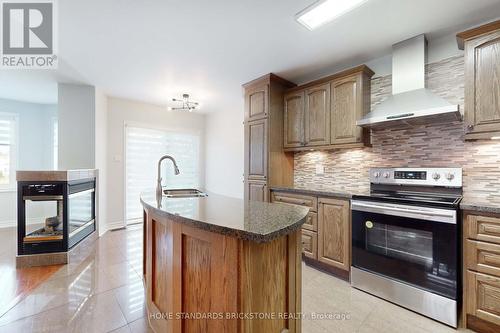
[353,191,462,209]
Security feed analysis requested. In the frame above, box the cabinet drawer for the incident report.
[301,229,317,260]
[466,214,500,244]
[271,192,317,212]
[302,212,318,232]
[466,240,500,278]
[466,270,500,326]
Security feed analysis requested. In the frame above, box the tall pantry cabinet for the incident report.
[243,74,296,202]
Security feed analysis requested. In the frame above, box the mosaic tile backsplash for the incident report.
[294,56,500,202]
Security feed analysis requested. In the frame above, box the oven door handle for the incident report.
[351,200,457,224]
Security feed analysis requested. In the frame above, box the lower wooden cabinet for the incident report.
[301,229,317,259]
[464,211,500,333]
[317,197,350,271]
[466,271,500,327]
[303,211,318,232]
[271,190,351,276]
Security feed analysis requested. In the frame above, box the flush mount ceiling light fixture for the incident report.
[296,0,369,30]
[167,94,199,112]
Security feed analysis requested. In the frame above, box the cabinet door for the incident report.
[465,30,500,137]
[305,83,330,146]
[301,229,318,259]
[466,270,500,326]
[245,119,267,181]
[318,197,350,271]
[247,181,268,202]
[284,91,305,148]
[465,214,500,245]
[303,212,318,232]
[331,74,363,145]
[245,83,269,121]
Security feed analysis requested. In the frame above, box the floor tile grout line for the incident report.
[0,276,143,328]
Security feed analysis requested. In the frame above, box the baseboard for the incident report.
[107,220,126,230]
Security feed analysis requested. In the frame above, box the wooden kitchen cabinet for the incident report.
[247,181,268,202]
[283,91,305,148]
[243,74,296,202]
[245,83,269,121]
[318,197,350,272]
[283,65,373,151]
[463,210,500,333]
[305,83,330,146]
[331,73,370,145]
[271,190,351,280]
[245,118,267,181]
[301,229,318,259]
[457,21,500,140]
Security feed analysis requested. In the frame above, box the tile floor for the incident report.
[0,225,472,333]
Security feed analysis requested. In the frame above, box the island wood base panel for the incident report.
[144,209,302,333]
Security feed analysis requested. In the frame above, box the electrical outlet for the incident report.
[315,164,324,175]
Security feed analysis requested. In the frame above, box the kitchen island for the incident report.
[140,190,309,333]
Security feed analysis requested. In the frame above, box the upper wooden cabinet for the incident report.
[245,83,269,121]
[283,65,373,151]
[243,74,296,202]
[457,21,500,140]
[305,83,331,146]
[331,73,369,145]
[284,91,305,148]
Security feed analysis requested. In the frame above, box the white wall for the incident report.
[94,89,108,236]
[0,98,57,228]
[106,97,205,229]
[58,83,96,170]
[204,106,244,198]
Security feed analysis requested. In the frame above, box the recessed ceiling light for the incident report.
[296,0,369,30]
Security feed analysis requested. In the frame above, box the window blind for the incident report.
[125,126,200,221]
[0,115,16,187]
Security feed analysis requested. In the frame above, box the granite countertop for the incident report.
[460,196,500,214]
[16,169,98,182]
[269,185,370,199]
[140,190,309,243]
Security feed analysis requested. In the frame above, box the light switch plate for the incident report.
[315,164,324,175]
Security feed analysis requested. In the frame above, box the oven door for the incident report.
[351,200,458,299]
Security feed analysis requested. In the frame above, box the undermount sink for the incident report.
[163,188,208,198]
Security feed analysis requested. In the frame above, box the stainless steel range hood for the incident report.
[357,34,461,129]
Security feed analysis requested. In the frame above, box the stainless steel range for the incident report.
[351,167,462,327]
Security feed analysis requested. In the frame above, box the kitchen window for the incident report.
[0,113,18,190]
[125,125,201,223]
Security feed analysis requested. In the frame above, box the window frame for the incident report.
[123,121,203,223]
[0,112,19,191]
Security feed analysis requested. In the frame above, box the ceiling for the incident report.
[0,0,499,110]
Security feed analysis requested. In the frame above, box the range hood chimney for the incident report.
[357,34,461,129]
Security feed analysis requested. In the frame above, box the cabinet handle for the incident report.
[467,124,474,131]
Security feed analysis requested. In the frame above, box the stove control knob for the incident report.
[446,173,455,181]
[383,172,390,179]
[432,173,441,180]
[373,171,381,178]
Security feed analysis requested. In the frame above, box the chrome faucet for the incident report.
[156,155,180,198]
